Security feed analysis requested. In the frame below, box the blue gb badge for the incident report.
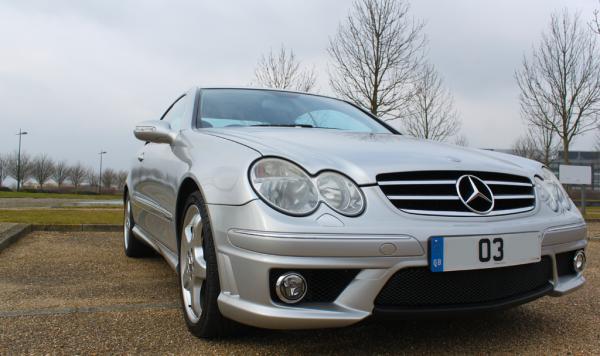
[430,237,444,272]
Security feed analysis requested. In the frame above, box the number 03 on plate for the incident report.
[429,233,541,273]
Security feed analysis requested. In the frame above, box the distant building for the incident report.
[488,149,600,191]
[547,151,600,191]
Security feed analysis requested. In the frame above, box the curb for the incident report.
[0,224,32,251]
[0,224,123,252]
[31,224,123,232]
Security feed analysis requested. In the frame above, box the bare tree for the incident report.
[592,2,600,35]
[515,10,600,163]
[253,45,317,92]
[512,136,536,160]
[402,63,460,141]
[86,167,99,189]
[53,160,70,189]
[512,126,559,165]
[69,162,86,191]
[101,168,116,191]
[6,151,33,188]
[328,0,425,118]
[116,170,128,191]
[532,124,559,165]
[453,134,469,147]
[0,154,7,188]
[31,154,55,190]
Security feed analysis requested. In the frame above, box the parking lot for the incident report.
[0,230,598,354]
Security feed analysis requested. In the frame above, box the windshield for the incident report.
[199,89,392,133]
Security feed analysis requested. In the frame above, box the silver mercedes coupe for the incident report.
[124,87,587,338]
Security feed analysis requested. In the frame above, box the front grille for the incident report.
[375,257,552,308]
[269,269,359,304]
[377,170,536,216]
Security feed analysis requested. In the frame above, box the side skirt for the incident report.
[132,225,178,270]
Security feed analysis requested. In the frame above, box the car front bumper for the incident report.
[207,190,587,330]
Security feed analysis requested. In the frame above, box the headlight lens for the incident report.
[250,158,319,215]
[535,176,558,212]
[250,158,365,216]
[316,172,365,216]
[536,167,571,212]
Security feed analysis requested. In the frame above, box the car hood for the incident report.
[203,128,542,185]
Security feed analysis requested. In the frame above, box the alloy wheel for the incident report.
[124,199,131,250]
[180,205,207,323]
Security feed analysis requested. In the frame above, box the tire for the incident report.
[178,191,236,338]
[123,195,152,257]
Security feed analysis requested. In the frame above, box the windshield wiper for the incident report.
[250,124,315,128]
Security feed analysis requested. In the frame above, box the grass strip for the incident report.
[0,209,122,225]
[0,191,120,200]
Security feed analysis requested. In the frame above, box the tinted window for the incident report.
[162,95,187,131]
[199,89,391,133]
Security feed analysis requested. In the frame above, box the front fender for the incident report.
[183,131,261,205]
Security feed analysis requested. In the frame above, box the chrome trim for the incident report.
[387,195,459,200]
[379,180,534,187]
[378,180,456,185]
[275,273,307,304]
[377,171,536,217]
[484,180,533,187]
[402,206,535,217]
[494,194,535,200]
[455,175,495,214]
[132,193,173,221]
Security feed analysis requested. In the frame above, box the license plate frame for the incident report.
[429,232,541,273]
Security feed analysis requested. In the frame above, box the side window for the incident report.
[162,95,187,132]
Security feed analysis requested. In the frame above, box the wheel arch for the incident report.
[176,177,203,240]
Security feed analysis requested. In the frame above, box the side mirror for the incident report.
[133,120,176,144]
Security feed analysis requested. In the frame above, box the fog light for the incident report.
[573,250,586,273]
[275,272,307,304]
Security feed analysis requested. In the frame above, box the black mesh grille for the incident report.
[269,269,359,304]
[375,257,552,307]
[376,170,535,216]
[556,250,577,276]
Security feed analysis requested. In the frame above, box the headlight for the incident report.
[250,158,319,215]
[316,172,365,216]
[535,167,571,212]
[250,158,365,216]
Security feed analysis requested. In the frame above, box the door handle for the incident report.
[137,152,145,162]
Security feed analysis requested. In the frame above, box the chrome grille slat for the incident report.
[483,180,534,187]
[494,194,536,200]
[378,180,457,186]
[387,195,459,201]
[376,171,536,217]
[402,206,535,217]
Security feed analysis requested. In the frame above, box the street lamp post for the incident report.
[98,150,107,194]
[16,129,28,192]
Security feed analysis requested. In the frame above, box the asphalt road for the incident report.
[0,231,598,354]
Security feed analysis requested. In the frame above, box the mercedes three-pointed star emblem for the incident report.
[456,175,495,214]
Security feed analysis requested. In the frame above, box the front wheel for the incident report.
[179,192,236,338]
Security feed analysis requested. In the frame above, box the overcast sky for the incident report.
[1,0,599,170]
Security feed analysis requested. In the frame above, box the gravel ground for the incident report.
[0,230,598,354]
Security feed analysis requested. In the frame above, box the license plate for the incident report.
[429,232,541,272]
